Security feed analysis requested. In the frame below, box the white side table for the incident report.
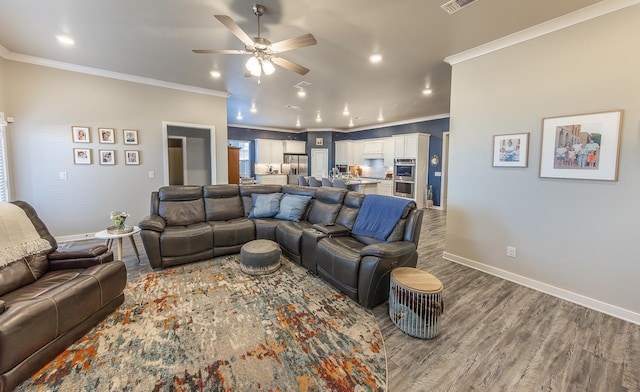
[95,226,141,263]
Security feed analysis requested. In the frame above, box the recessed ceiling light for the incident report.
[369,54,382,63]
[349,119,354,127]
[297,89,306,97]
[56,35,75,46]
[210,70,221,78]
[422,88,433,95]
[296,117,301,127]
[378,115,384,122]
[250,101,257,113]
[315,112,322,123]
[343,105,350,116]
[236,111,243,120]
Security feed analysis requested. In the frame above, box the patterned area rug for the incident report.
[17,255,387,391]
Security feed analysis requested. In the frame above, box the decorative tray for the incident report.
[107,225,134,234]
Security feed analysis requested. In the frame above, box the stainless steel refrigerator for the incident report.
[283,153,309,184]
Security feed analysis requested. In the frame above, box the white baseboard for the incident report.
[55,232,98,243]
[442,251,640,326]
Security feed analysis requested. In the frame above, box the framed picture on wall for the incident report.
[492,132,529,168]
[98,128,115,144]
[315,137,323,146]
[125,150,140,165]
[123,129,139,145]
[539,110,623,181]
[73,148,92,165]
[71,126,91,143]
[99,149,116,165]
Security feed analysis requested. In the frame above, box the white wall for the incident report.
[445,5,640,321]
[4,61,228,236]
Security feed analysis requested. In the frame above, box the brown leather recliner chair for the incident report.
[0,201,126,392]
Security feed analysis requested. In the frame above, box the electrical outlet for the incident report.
[59,171,68,180]
[506,246,517,258]
[148,171,155,179]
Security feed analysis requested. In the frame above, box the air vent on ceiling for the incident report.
[294,81,311,89]
[286,105,301,110]
[441,0,479,14]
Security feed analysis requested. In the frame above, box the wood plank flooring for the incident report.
[65,210,640,391]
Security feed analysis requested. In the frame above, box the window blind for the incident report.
[0,125,8,202]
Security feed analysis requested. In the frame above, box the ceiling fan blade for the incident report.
[271,57,310,75]
[214,15,255,47]
[192,49,247,54]
[269,33,317,53]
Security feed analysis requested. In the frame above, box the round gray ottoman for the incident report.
[240,239,281,275]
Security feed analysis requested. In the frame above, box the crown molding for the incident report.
[228,123,300,133]
[445,0,640,65]
[0,48,230,98]
[343,113,450,133]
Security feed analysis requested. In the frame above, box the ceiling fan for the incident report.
[193,4,317,77]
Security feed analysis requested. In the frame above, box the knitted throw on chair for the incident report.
[0,203,51,268]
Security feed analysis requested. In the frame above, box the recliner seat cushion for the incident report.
[210,218,255,247]
[160,223,213,257]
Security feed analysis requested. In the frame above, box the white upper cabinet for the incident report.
[255,139,284,164]
[393,134,419,158]
[283,140,306,154]
[383,137,394,166]
[352,140,365,165]
[335,141,353,164]
[362,140,384,158]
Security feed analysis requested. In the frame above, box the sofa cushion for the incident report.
[203,185,245,221]
[160,223,213,257]
[249,193,283,218]
[240,185,283,217]
[335,192,365,230]
[210,218,255,247]
[275,194,312,222]
[158,186,205,226]
[0,254,49,297]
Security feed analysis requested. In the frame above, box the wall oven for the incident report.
[394,179,415,198]
[394,158,416,181]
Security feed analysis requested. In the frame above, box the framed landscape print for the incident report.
[492,132,529,167]
[99,149,116,165]
[73,148,91,165]
[539,110,623,181]
[72,126,90,143]
[125,150,140,165]
[98,128,115,144]
[123,129,139,145]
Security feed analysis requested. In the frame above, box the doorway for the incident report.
[168,137,187,185]
[162,121,217,186]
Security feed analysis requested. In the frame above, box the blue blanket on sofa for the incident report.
[351,195,412,241]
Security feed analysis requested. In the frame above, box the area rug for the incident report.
[16,255,387,391]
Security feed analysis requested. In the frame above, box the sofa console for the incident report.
[139,184,424,308]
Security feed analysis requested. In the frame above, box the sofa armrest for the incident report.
[49,250,115,270]
[311,223,350,236]
[360,241,416,258]
[48,245,109,260]
[139,215,166,232]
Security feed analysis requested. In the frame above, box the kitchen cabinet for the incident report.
[352,140,365,165]
[335,141,353,164]
[393,134,419,159]
[283,140,306,154]
[362,140,384,158]
[383,137,394,166]
[377,180,393,196]
[255,174,287,185]
[255,139,284,164]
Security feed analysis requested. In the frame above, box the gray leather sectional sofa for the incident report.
[139,184,424,308]
[0,201,127,392]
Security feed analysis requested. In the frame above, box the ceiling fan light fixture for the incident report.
[262,59,275,75]
[246,56,261,76]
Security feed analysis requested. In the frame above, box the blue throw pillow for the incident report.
[275,194,312,222]
[249,193,283,218]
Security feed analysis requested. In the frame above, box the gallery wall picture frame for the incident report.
[315,137,323,146]
[98,128,115,144]
[123,129,139,145]
[125,150,140,165]
[73,148,92,165]
[492,132,530,168]
[72,126,91,143]
[99,149,116,165]
[539,110,623,181]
